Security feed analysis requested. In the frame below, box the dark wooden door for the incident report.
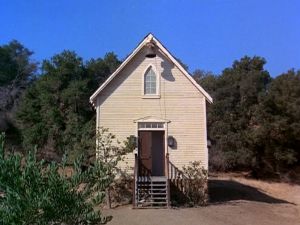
[151,131,165,176]
[139,131,152,174]
[138,131,165,176]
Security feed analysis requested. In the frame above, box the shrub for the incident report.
[208,147,227,171]
[0,132,110,225]
[95,127,134,208]
[182,161,208,206]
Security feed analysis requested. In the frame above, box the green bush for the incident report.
[0,132,110,225]
[182,161,208,206]
[95,127,134,208]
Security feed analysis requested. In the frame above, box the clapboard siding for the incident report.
[96,47,208,171]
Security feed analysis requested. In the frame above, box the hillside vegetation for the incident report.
[0,40,299,181]
[195,58,300,180]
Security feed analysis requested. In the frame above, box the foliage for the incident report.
[16,51,120,162]
[95,127,133,208]
[0,40,36,86]
[182,161,208,206]
[193,69,217,94]
[2,37,299,182]
[250,70,300,177]
[0,132,111,225]
[196,56,300,179]
[198,56,271,170]
[0,40,37,149]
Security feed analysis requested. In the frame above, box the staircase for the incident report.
[133,153,171,208]
[136,176,169,208]
[133,153,191,208]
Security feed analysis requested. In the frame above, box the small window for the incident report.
[138,122,164,129]
[144,67,156,95]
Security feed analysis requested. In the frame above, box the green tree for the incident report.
[0,40,37,148]
[87,52,121,86]
[193,69,217,94]
[17,51,121,162]
[0,40,36,86]
[250,70,300,177]
[196,56,271,171]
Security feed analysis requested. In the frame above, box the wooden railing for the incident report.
[166,153,189,195]
[133,153,152,207]
[133,153,138,208]
[135,152,190,208]
[166,153,171,207]
[138,161,151,181]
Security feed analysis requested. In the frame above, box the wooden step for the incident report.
[135,176,169,208]
[137,201,167,204]
[137,190,167,194]
[148,192,167,195]
[151,176,167,181]
[137,176,167,182]
[137,181,166,184]
[151,197,167,200]
[148,183,166,186]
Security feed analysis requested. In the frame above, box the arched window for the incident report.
[144,67,156,95]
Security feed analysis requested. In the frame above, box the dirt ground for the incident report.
[104,175,300,225]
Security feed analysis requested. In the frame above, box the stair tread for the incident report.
[137,197,167,200]
[136,206,168,209]
[137,177,167,182]
[135,176,169,208]
[149,192,167,195]
[137,201,167,204]
[137,181,167,183]
[138,185,166,189]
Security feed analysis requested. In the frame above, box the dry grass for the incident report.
[103,173,300,225]
[210,172,300,206]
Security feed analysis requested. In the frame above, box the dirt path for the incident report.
[104,176,300,225]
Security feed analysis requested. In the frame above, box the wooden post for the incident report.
[166,153,171,208]
[132,153,138,208]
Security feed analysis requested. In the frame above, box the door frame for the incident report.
[134,118,170,176]
[138,130,165,176]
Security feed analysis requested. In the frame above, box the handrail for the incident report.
[138,160,151,181]
[166,153,171,207]
[167,155,189,196]
[166,153,170,179]
[168,161,189,181]
[133,153,138,208]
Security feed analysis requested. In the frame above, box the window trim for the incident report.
[138,122,165,130]
[142,64,160,98]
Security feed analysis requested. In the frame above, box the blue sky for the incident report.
[1,0,299,76]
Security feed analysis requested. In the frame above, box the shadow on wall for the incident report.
[160,58,175,82]
[208,179,293,205]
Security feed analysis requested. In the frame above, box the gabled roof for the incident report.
[90,33,213,104]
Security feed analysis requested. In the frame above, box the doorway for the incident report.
[138,131,165,176]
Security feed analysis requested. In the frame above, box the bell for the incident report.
[145,44,156,58]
